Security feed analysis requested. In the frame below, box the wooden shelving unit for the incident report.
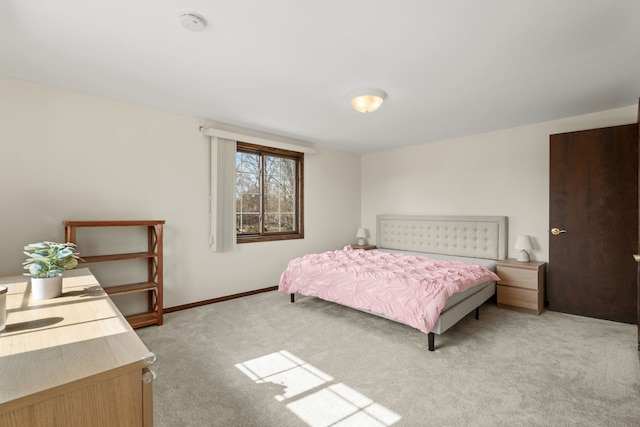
[63,220,165,328]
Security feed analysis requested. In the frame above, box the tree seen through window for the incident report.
[235,142,303,242]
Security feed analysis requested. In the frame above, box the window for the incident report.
[236,142,304,243]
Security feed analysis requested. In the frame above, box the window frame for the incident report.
[236,141,304,244]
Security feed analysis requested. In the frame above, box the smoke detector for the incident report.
[180,11,206,32]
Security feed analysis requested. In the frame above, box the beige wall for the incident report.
[2,74,636,308]
[0,76,361,309]
[361,105,637,262]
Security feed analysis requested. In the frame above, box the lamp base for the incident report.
[357,238,366,246]
[516,250,530,262]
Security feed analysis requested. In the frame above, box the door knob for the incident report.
[550,227,567,235]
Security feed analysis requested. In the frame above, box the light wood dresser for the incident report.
[496,259,546,315]
[0,268,154,426]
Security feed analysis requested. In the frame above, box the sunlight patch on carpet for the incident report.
[236,350,401,426]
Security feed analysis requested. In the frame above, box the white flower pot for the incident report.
[31,276,63,300]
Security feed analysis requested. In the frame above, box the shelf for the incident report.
[105,282,158,296]
[63,220,165,227]
[63,220,164,329]
[126,311,162,328]
[82,252,157,263]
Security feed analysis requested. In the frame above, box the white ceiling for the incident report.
[1,1,639,153]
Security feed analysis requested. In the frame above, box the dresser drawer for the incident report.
[497,285,539,311]
[497,266,539,290]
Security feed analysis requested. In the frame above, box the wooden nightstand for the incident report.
[351,244,376,250]
[496,259,546,315]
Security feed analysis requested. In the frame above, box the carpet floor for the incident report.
[136,291,640,427]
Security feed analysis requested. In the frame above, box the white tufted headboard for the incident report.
[376,215,508,261]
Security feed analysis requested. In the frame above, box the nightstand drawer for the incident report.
[497,266,539,290]
[497,285,539,312]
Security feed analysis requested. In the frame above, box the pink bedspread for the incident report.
[278,246,500,334]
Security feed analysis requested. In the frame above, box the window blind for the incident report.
[209,137,237,252]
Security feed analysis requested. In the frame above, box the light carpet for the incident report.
[136,291,640,427]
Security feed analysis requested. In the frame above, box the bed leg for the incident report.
[290,293,295,303]
[475,307,480,320]
[428,333,435,351]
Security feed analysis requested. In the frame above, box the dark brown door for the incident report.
[549,124,638,324]
[637,103,640,350]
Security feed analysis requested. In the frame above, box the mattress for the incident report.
[376,248,497,312]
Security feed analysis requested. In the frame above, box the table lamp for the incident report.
[515,234,533,262]
[356,228,367,246]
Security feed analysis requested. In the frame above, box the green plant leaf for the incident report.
[29,261,47,277]
[23,241,81,277]
[62,258,78,269]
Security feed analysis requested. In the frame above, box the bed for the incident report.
[279,215,508,351]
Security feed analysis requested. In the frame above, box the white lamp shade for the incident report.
[355,228,367,245]
[515,235,533,250]
[515,234,533,262]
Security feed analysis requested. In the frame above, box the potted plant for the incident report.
[23,241,81,300]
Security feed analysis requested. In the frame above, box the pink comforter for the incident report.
[278,246,500,334]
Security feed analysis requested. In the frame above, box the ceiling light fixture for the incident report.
[348,89,387,113]
[180,11,206,32]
